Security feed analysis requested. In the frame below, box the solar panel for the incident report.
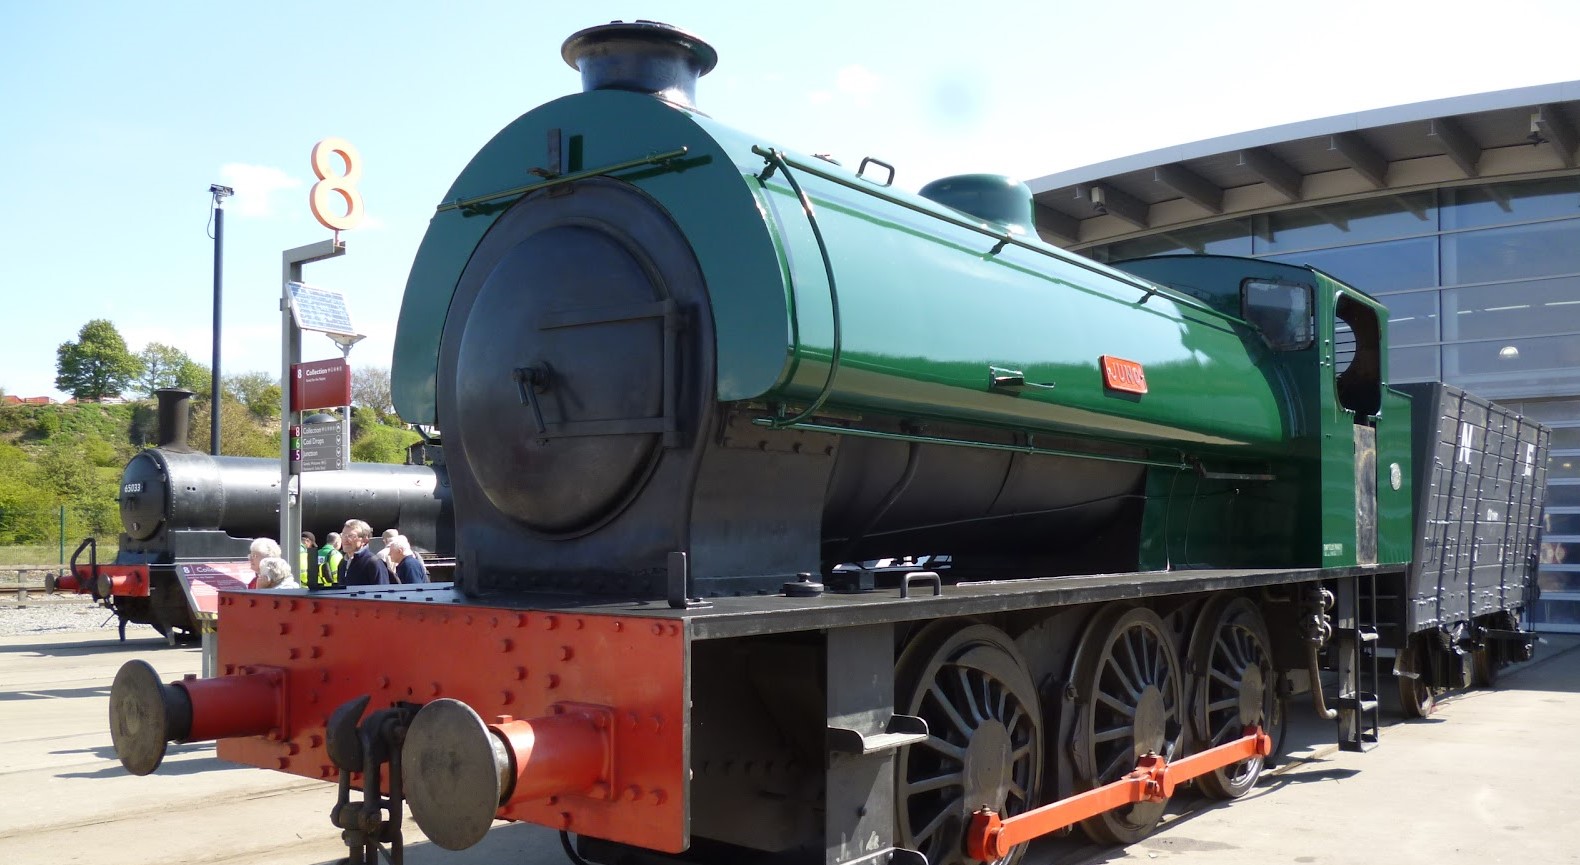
[288,282,357,336]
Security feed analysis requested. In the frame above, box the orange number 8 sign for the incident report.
[309,137,365,232]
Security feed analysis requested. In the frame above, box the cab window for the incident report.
[1242,279,1314,351]
[1334,293,1381,419]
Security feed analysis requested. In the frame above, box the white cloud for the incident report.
[219,163,303,217]
[835,65,881,97]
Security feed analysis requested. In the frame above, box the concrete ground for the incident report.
[0,629,1575,865]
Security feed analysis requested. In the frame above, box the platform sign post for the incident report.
[278,137,366,583]
[280,247,347,579]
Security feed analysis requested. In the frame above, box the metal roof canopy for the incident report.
[1027,80,1580,249]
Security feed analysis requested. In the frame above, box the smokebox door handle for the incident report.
[513,366,549,435]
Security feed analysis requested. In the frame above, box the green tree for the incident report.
[32,440,101,503]
[56,319,143,401]
[0,443,53,544]
[135,343,211,397]
[190,397,279,457]
[350,422,421,464]
[352,366,394,420]
[224,371,282,421]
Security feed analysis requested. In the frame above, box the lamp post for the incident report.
[208,184,234,455]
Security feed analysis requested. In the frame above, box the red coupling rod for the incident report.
[966,726,1272,862]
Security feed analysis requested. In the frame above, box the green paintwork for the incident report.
[392,90,796,424]
[1375,387,1414,566]
[917,174,1037,235]
[391,86,1416,574]
[1118,256,1415,570]
[396,89,1295,459]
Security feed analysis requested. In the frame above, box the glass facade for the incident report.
[1087,175,1580,631]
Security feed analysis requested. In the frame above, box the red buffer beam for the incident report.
[966,727,1272,862]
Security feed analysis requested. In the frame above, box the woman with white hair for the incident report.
[255,555,302,590]
[248,537,282,585]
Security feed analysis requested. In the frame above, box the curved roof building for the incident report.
[1029,82,1580,631]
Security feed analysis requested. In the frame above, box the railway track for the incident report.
[0,584,55,598]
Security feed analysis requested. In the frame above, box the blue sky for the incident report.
[4,1,1578,403]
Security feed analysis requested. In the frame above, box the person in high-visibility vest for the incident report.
[316,532,344,589]
[299,532,316,582]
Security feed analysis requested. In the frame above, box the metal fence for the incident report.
[0,503,119,579]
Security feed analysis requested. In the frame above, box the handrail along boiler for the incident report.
[105,20,1548,865]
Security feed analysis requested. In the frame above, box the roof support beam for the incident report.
[1389,194,1431,221]
[1309,206,1349,232]
[1428,117,1481,177]
[1237,147,1302,201]
[1155,231,1205,254]
[1153,163,1223,213]
[1329,132,1388,188]
[1078,183,1149,229]
[1034,204,1081,244]
[1532,105,1578,169]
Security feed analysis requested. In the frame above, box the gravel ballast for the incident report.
[0,592,161,638]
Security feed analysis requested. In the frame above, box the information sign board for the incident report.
[175,562,258,618]
[291,358,352,412]
[300,420,345,473]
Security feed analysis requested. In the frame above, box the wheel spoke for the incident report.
[929,682,974,738]
[919,734,966,761]
[912,799,956,845]
[1107,654,1142,699]
[1215,633,1240,673]
[1096,688,1137,717]
[905,770,963,795]
[1123,630,1148,687]
[1098,748,1130,782]
[1207,696,1238,713]
[1093,724,1131,744]
[957,668,986,724]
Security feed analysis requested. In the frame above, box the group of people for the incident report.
[247,519,430,591]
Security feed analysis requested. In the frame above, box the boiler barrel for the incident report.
[119,449,450,552]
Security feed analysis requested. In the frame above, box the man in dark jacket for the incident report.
[387,535,429,584]
[339,519,392,586]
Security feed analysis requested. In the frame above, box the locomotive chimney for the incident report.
[561,20,717,108]
[154,388,195,453]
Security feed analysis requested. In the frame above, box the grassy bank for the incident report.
[0,544,118,570]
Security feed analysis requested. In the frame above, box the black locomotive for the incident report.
[64,388,453,639]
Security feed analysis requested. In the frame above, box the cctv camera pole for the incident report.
[209,184,233,455]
